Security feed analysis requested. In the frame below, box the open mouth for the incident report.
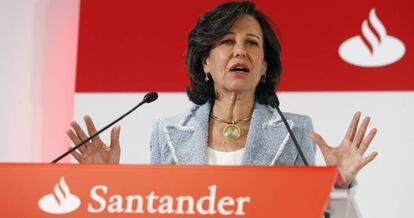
[229,63,250,73]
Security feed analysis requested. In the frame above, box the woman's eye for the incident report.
[221,39,233,45]
[247,40,259,46]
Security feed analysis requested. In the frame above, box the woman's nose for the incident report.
[233,44,246,58]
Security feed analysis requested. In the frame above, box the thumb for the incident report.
[111,125,121,150]
[309,131,330,154]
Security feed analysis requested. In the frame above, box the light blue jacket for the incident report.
[150,101,316,165]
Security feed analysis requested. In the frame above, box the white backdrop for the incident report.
[74,92,414,218]
[0,0,79,162]
[1,1,413,217]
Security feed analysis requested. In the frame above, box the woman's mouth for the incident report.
[229,63,250,77]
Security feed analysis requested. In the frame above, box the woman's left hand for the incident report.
[310,112,378,188]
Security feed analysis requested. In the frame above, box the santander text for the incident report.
[87,185,250,216]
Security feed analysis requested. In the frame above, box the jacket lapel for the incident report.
[241,103,294,165]
[163,103,211,165]
[163,102,294,166]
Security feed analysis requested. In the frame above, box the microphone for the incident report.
[51,92,159,163]
[142,91,158,103]
[268,94,309,166]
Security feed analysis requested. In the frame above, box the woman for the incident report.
[67,1,377,188]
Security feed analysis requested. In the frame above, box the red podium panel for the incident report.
[0,164,337,217]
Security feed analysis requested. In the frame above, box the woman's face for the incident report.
[203,15,267,95]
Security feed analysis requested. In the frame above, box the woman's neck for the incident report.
[212,90,255,121]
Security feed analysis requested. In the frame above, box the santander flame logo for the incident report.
[339,8,405,67]
[38,177,81,214]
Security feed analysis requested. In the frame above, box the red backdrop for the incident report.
[76,0,414,92]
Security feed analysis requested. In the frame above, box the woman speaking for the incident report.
[67,1,377,188]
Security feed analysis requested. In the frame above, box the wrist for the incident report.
[335,169,352,188]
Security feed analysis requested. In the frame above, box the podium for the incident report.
[328,187,361,218]
[0,163,358,217]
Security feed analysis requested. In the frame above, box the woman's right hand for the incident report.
[66,115,121,164]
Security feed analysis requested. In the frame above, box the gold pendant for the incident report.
[223,124,241,140]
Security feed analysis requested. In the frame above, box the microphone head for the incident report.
[267,94,280,108]
[143,92,158,103]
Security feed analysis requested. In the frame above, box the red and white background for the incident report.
[1,0,413,217]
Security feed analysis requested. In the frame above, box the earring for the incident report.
[205,72,210,81]
[261,74,266,83]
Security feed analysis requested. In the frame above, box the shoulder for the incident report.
[260,103,314,139]
[255,103,313,128]
[281,112,314,138]
[152,101,211,129]
[283,112,313,127]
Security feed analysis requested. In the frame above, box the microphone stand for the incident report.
[51,92,158,163]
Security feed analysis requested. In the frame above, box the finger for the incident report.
[66,129,86,153]
[110,126,121,150]
[84,115,103,143]
[70,121,89,142]
[309,132,331,155]
[358,128,377,155]
[68,147,84,163]
[353,116,371,147]
[361,152,378,168]
[344,112,361,141]
[66,129,81,144]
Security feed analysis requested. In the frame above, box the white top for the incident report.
[208,147,245,165]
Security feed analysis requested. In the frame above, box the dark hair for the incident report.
[186,1,282,105]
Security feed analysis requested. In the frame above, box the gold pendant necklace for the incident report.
[210,114,252,141]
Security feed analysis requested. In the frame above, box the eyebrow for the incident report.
[224,32,262,41]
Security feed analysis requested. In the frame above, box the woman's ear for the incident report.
[262,61,268,76]
[202,56,210,73]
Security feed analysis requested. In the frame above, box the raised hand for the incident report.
[310,112,378,187]
[66,115,121,164]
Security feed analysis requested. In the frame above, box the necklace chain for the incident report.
[210,114,252,124]
[210,114,251,141]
